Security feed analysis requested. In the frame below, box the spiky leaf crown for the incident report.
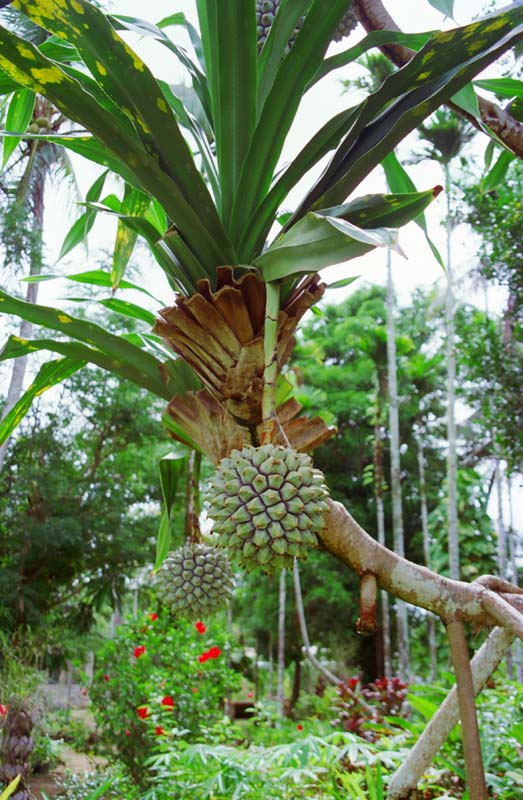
[155,544,234,618]
[206,444,329,572]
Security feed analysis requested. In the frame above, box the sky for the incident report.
[2,0,521,530]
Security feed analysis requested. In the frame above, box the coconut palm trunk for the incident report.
[417,432,438,681]
[507,475,523,681]
[386,249,410,679]
[444,162,460,581]
[0,142,44,473]
[277,568,286,718]
[373,381,392,676]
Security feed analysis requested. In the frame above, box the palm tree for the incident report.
[416,110,475,581]
[0,9,77,472]
[0,4,521,796]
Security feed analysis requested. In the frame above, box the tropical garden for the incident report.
[0,0,523,798]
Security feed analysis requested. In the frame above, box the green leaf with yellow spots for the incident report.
[0,289,174,398]
[0,356,85,446]
[11,0,231,266]
[289,6,523,221]
[111,183,151,289]
[0,19,234,281]
[2,87,34,168]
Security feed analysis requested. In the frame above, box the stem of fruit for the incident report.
[261,281,280,444]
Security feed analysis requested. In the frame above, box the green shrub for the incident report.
[89,612,238,786]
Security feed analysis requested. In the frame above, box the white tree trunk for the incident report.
[445,163,460,581]
[277,568,286,717]
[386,249,410,679]
[377,493,392,676]
[417,435,438,681]
[507,474,523,681]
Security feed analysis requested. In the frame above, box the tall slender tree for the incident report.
[416,110,475,580]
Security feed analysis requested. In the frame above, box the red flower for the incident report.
[155,726,164,736]
[134,645,146,659]
[198,653,209,664]
[148,612,159,621]
[137,706,150,719]
[247,692,254,698]
[161,695,174,708]
[297,724,303,731]
[208,646,221,659]
[195,621,206,634]
[81,688,88,696]
[125,729,131,737]
[103,674,110,682]
[191,687,198,693]
[0,704,8,716]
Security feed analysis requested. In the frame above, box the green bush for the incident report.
[89,611,238,786]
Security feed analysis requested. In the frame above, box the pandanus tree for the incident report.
[1,1,523,797]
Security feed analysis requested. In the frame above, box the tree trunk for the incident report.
[0,704,34,800]
[0,144,45,474]
[289,657,301,713]
[386,249,410,679]
[445,163,460,581]
[277,568,286,718]
[417,434,438,681]
[507,473,523,680]
[374,396,392,676]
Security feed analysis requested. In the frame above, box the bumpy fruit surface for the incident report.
[206,444,329,572]
[255,1,357,52]
[155,544,234,618]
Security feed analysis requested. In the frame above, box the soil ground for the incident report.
[30,746,106,799]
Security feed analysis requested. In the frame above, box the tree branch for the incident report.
[446,620,488,800]
[354,0,523,159]
[320,499,523,636]
[387,626,515,799]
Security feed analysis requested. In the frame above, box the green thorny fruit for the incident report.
[155,544,234,618]
[206,444,329,573]
[255,1,358,52]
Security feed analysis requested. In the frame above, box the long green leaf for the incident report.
[381,152,444,267]
[0,357,85,446]
[2,87,34,167]
[12,0,226,246]
[254,213,400,282]
[22,269,161,303]
[197,0,256,224]
[310,29,434,87]
[0,290,171,397]
[474,76,523,98]
[480,148,515,192]
[293,7,523,216]
[154,510,172,572]
[59,170,108,259]
[111,184,151,289]
[111,14,212,129]
[0,22,234,276]
[154,452,188,567]
[257,0,311,108]
[319,186,443,230]
[0,334,169,399]
[228,0,350,245]
[0,775,21,800]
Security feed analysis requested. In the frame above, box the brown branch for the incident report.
[388,626,515,799]
[353,0,523,159]
[320,499,523,636]
[446,620,488,800]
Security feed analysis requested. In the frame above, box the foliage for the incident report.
[332,676,408,741]
[89,611,238,787]
[52,768,125,800]
[0,364,170,635]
